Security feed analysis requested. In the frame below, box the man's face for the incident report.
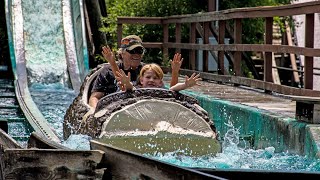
[122,47,144,70]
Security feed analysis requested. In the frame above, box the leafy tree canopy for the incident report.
[101,0,291,64]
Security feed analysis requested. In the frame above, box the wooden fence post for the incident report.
[203,22,210,72]
[175,23,181,53]
[304,13,314,90]
[264,17,273,83]
[163,23,169,61]
[189,23,196,70]
[117,23,122,48]
[234,18,242,76]
[218,20,226,75]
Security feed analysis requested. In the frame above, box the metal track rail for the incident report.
[15,80,60,143]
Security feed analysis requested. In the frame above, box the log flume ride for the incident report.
[3,0,320,177]
[63,64,221,156]
[0,64,225,179]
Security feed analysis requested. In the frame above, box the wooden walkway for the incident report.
[164,75,296,118]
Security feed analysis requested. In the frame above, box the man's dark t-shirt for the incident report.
[91,63,142,96]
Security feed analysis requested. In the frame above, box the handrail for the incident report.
[117,1,320,23]
[174,68,320,97]
[162,43,320,57]
[117,1,320,96]
[163,1,320,22]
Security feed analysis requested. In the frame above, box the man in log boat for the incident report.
[88,34,182,108]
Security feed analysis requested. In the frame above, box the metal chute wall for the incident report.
[6,0,89,92]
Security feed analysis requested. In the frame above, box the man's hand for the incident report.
[102,45,123,90]
[102,45,116,65]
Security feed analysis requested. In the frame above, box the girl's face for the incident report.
[140,70,163,88]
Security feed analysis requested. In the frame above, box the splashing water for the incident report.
[30,83,76,139]
[145,122,320,171]
[61,134,92,150]
[22,0,70,87]
[30,88,320,172]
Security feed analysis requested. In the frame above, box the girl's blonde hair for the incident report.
[139,63,164,79]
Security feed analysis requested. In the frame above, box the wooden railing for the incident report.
[117,1,320,97]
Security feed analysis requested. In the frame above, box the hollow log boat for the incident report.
[63,64,221,156]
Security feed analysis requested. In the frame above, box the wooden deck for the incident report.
[164,75,296,118]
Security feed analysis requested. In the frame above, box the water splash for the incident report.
[22,0,70,87]
[145,122,320,172]
[62,134,92,150]
[30,89,320,172]
[30,85,76,139]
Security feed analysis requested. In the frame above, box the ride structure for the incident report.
[1,0,320,178]
[63,63,221,156]
[4,0,90,142]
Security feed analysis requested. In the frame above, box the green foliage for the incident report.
[95,54,108,64]
[103,0,206,64]
[102,0,291,68]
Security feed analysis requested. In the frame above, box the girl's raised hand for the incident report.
[170,53,183,73]
[185,73,202,88]
[115,69,132,91]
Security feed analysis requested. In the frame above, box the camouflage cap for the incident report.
[120,35,144,50]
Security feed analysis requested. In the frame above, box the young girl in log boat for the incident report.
[115,62,201,91]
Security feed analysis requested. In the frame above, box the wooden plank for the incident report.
[0,128,22,149]
[203,22,210,72]
[143,42,163,48]
[284,95,320,103]
[264,17,273,83]
[162,1,320,23]
[189,22,196,69]
[162,43,320,57]
[118,17,163,24]
[117,23,122,48]
[176,69,320,97]
[284,95,320,124]
[218,20,226,75]
[90,140,226,180]
[163,23,169,60]
[233,18,242,76]
[208,0,216,12]
[296,102,320,123]
[0,148,105,179]
[304,13,315,89]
